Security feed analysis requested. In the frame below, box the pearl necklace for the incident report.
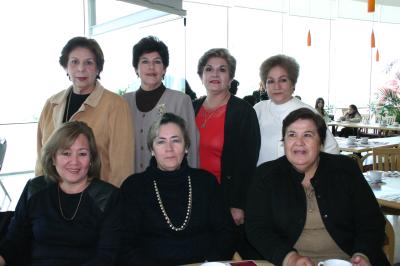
[57,185,84,221]
[153,176,192,231]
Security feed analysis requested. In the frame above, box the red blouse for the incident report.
[195,104,227,183]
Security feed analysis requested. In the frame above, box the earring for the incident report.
[185,149,188,154]
[151,151,155,156]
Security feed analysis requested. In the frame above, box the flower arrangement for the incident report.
[375,59,400,123]
[377,79,400,122]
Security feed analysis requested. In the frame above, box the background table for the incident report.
[335,136,400,153]
[366,172,400,210]
[328,121,400,137]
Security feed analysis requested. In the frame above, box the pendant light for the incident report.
[371,29,375,48]
[307,30,311,46]
[368,0,375,12]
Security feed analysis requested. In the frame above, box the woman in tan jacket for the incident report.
[36,36,134,187]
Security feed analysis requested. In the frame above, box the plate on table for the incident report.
[383,171,400,178]
[364,173,385,184]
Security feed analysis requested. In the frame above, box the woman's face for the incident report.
[152,123,186,171]
[54,134,91,188]
[284,119,321,174]
[66,47,98,94]
[201,57,232,95]
[317,100,324,108]
[136,51,166,91]
[265,66,294,105]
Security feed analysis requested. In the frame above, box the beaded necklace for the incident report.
[153,176,192,231]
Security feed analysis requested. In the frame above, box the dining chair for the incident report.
[0,139,11,210]
[371,147,400,171]
[383,216,395,265]
[0,138,6,171]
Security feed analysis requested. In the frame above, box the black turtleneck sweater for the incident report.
[118,158,236,266]
[135,85,166,112]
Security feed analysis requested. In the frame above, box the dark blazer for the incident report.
[246,152,390,266]
[193,95,261,210]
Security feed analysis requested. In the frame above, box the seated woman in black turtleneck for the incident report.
[118,113,235,266]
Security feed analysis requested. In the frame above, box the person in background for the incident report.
[193,48,261,259]
[246,108,389,266]
[0,121,121,266]
[185,79,197,101]
[243,95,256,106]
[252,80,269,103]
[315,97,331,123]
[119,113,235,266]
[254,54,339,165]
[123,36,198,174]
[339,104,362,137]
[229,79,239,95]
[340,104,362,123]
[36,36,134,187]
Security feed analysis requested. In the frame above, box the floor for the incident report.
[0,173,399,264]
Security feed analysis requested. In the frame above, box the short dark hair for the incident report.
[282,108,327,145]
[132,36,169,69]
[59,36,104,79]
[259,54,299,87]
[197,48,236,80]
[147,113,190,151]
[41,121,101,182]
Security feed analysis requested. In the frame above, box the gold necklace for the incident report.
[201,107,220,128]
[64,90,73,122]
[57,185,84,221]
[304,185,315,213]
[201,93,230,128]
[153,176,192,231]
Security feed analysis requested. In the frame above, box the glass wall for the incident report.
[1,0,400,175]
[0,0,85,174]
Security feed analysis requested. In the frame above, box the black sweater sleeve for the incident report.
[0,179,33,264]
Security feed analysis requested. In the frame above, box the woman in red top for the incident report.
[193,48,261,259]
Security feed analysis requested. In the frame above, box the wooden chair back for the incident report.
[383,216,395,265]
[372,147,400,171]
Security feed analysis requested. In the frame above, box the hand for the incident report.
[287,252,314,266]
[230,208,245,225]
[351,255,371,266]
[0,255,6,266]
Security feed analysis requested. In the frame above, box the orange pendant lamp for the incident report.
[376,49,380,62]
[368,0,375,12]
[371,30,375,48]
[307,30,311,46]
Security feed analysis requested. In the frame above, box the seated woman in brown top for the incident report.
[246,108,389,266]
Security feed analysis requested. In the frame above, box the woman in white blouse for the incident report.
[253,54,339,165]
